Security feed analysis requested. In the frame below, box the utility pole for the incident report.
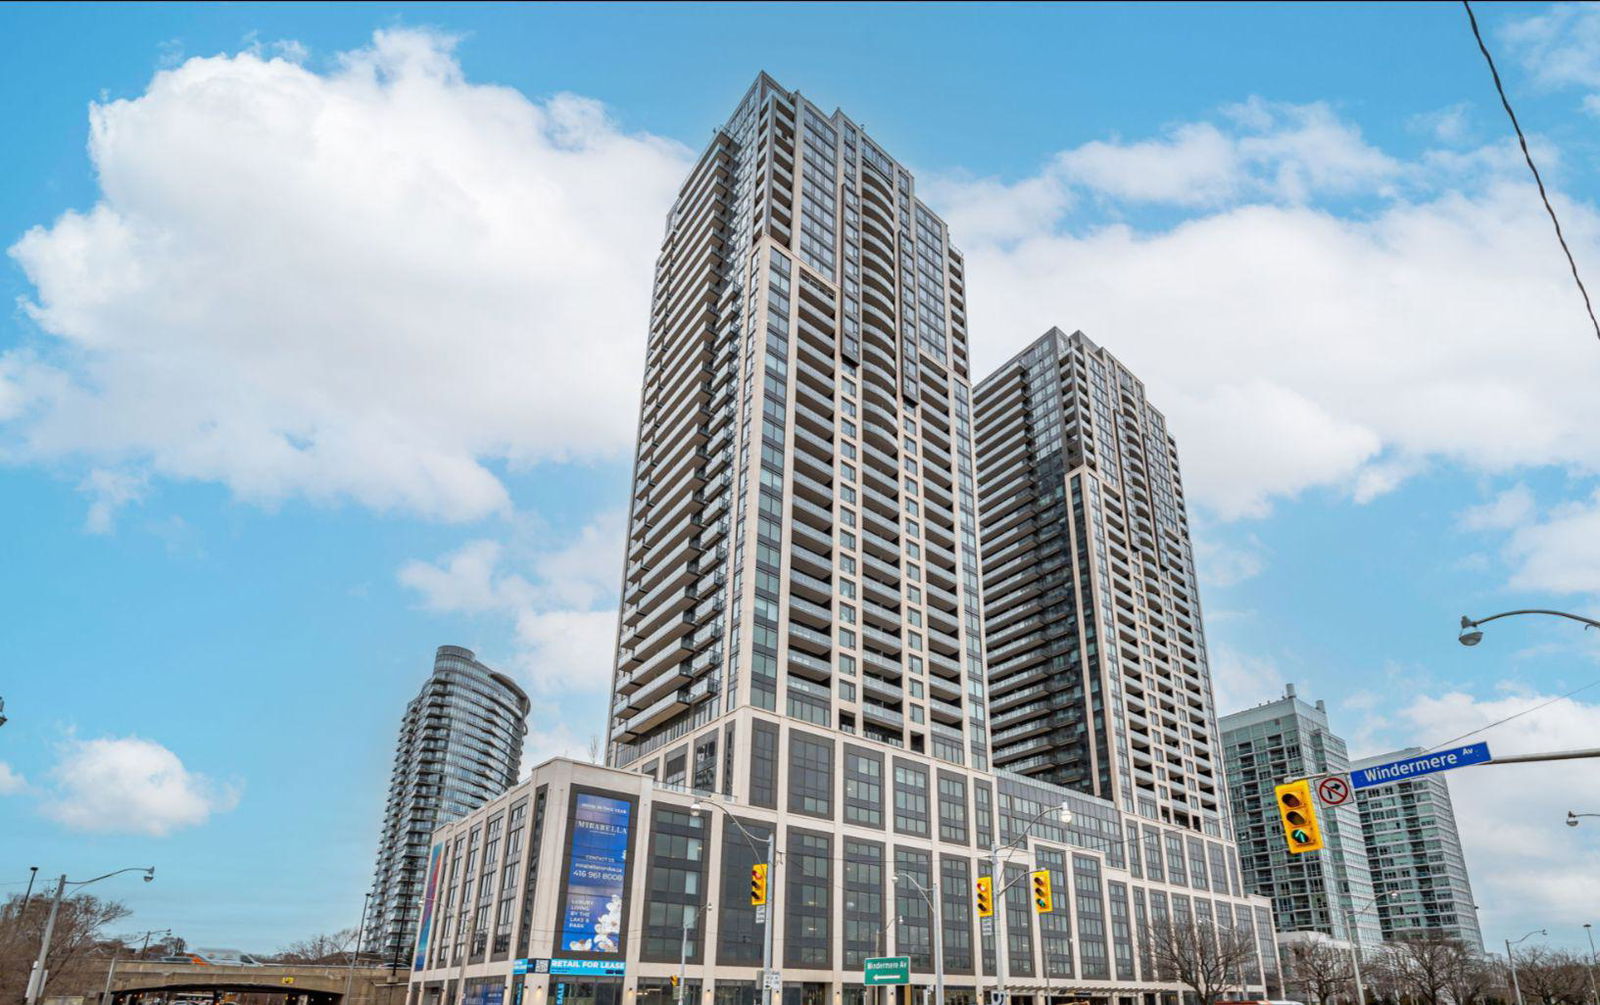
[990,846,1006,1005]
[677,904,709,1005]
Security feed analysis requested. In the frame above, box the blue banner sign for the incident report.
[1351,743,1491,790]
[412,843,445,970]
[550,959,626,976]
[558,793,633,954]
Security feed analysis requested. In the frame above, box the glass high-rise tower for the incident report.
[1220,685,1381,947]
[367,645,529,967]
[973,328,1226,834]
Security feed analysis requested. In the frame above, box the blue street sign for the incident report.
[1350,743,1492,790]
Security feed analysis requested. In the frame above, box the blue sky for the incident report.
[5,1,1600,954]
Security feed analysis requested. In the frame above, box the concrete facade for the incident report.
[405,757,1276,1005]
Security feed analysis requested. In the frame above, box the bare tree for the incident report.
[1516,948,1591,1005]
[273,927,360,965]
[1444,945,1501,1005]
[0,892,132,1000]
[587,734,603,764]
[1372,935,1466,1005]
[1286,938,1356,1005]
[1146,918,1260,1005]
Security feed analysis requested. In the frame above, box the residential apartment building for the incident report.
[1219,686,1380,948]
[1351,748,1483,950]
[407,74,1277,1005]
[367,645,530,967]
[972,329,1229,833]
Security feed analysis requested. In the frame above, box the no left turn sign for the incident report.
[1317,775,1352,806]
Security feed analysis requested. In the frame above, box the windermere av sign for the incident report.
[1350,743,1492,790]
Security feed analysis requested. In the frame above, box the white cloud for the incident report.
[1379,689,1600,942]
[1458,483,1537,531]
[4,30,689,523]
[930,96,1600,519]
[39,735,240,836]
[1209,642,1288,715]
[1504,489,1600,593]
[1407,102,1474,145]
[1047,100,1398,209]
[1193,532,1266,588]
[1505,3,1600,92]
[400,510,625,695]
[0,762,27,795]
[80,468,148,534]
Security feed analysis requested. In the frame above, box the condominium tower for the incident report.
[609,72,985,770]
[1220,686,1380,947]
[367,645,529,967]
[1352,748,1483,950]
[973,328,1226,835]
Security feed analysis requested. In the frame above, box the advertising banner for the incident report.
[558,793,632,954]
[412,842,446,970]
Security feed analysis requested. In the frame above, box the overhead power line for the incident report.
[1462,0,1600,343]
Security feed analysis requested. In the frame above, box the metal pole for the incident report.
[347,893,372,1005]
[21,867,38,916]
[678,904,708,1005]
[103,954,118,1003]
[762,830,774,1005]
[1584,926,1598,1005]
[678,907,690,1005]
[1346,910,1366,1005]
[928,881,944,1005]
[991,846,1007,1005]
[25,875,68,1005]
[1507,939,1525,1005]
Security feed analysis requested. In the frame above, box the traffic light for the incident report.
[975,875,994,918]
[1274,780,1325,854]
[1030,869,1053,914]
[750,863,769,906]
[670,977,680,989]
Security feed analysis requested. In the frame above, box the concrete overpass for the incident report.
[103,961,406,1005]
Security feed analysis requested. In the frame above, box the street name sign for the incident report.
[1350,743,1491,790]
[864,957,910,986]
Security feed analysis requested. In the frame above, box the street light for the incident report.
[896,872,944,1005]
[1342,893,1389,1005]
[26,867,156,1005]
[690,799,774,1002]
[104,929,171,1002]
[1506,928,1546,1005]
[1459,610,1600,646]
[1583,924,1599,1005]
[991,801,1073,1005]
[1569,812,1600,828]
[676,903,711,1005]
[874,916,903,1005]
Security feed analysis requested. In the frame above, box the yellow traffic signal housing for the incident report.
[670,977,680,989]
[975,875,994,918]
[1274,780,1325,853]
[1030,869,1053,913]
[750,863,769,906]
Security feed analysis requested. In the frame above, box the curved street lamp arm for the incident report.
[1463,610,1600,631]
[997,801,1071,855]
[68,867,155,888]
[689,797,772,860]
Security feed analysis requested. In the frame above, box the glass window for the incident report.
[788,731,834,818]
[892,760,929,836]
